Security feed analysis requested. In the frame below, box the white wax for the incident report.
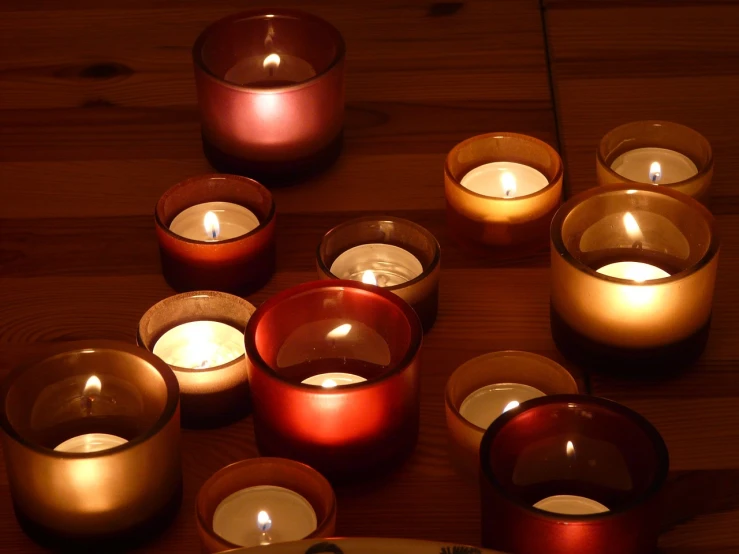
[533,494,610,515]
[611,147,698,185]
[459,383,544,430]
[213,485,317,547]
[225,53,317,86]
[330,243,424,288]
[153,320,245,370]
[169,201,259,242]
[460,162,549,198]
[54,433,128,453]
[597,261,670,282]
[301,372,367,387]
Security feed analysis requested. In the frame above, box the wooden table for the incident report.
[1,0,737,551]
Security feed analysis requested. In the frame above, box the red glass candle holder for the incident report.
[316,216,441,332]
[193,9,345,185]
[196,457,336,553]
[137,291,256,429]
[0,341,181,548]
[244,280,423,481]
[480,394,669,554]
[155,174,276,294]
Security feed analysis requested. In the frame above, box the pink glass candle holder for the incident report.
[480,395,669,554]
[0,341,181,548]
[155,174,276,294]
[193,9,345,185]
[244,280,423,481]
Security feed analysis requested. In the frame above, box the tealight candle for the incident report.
[329,243,424,287]
[533,495,609,515]
[610,148,698,185]
[301,373,367,387]
[55,433,128,453]
[169,201,259,242]
[460,162,549,198]
[459,383,544,430]
[153,320,245,370]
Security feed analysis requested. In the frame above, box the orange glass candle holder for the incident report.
[196,457,336,553]
[0,341,181,548]
[480,395,669,554]
[155,174,276,295]
[245,280,423,481]
[551,183,719,372]
[445,132,563,258]
[138,291,256,428]
[193,9,345,185]
[445,351,578,480]
[597,121,713,202]
[316,216,441,332]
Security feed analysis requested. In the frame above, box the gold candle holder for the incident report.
[551,183,719,372]
[445,351,578,479]
[0,341,181,547]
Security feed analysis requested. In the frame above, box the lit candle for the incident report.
[460,163,549,198]
[610,147,698,185]
[212,485,317,547]
[597,261,670,282]
[459,383,544,429]
[533,495,609,515]
[169,201,259,242]
[153,320,244,369]
[301,372,367,387]
[224,53,317,87]
[330,243,423,287]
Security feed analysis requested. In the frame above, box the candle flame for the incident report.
[623,212,642,240]
[257,510,272,532]
[649,161,662,183]
[361,270,378,285]
[322,379,338,388]
[83,375,101,397]
[263,53,281,70]
[566,440,575,459]
[501,171,517,198]
[327,323,352,339]
[503,400,520,413]
[203,211,220,239]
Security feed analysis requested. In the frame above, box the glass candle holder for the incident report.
[480,395,669,554]
[316,216,441,332]
[445,132,563,258]
[596,121,713,202]
[0,341,181,547]
[196,457,336,553]
[137,291,255,428]
[550,183,719,372]
[445,351,578,480]
[155,174,276,295]
[193,9,345,185]
[245,280,423,481]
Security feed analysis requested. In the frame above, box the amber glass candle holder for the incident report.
[155,174,276,294]
[445,133,563,258]
[316,216,441,332]
[245,280,423,481]
[480,395,669,554]
[196,457,336,553]
[597,121,713,202]
[138,291,255,428]
[445,351,578,480]
[0,341,181,547]
[193,9,345,184]
[550,183,719,372]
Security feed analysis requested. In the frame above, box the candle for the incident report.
[610,147,698,185]
[152,320,244,370]
[224,53,317,87]
[301,372,367,387]
[459,383,544,430]
[169,201,259,242]
[212,485,317,547]
[329,243,424,287]
[596,261,670,282]
[533,495,609,515]
[460,162,549,198]
[55,433,128,453]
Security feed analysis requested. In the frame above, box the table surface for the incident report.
[1,0,738,552]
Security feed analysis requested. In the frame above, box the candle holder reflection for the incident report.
[480,395,668,554]
[0,341,181,548]
[550,183,719,372]
[317,216,440,332]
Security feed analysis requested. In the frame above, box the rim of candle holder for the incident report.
[137,290,255,375]
[244,280,423,390]
[479,394,669,522]
[192,9,346,94]
[195,457,337,550]
[444,132,563,202]
[550,183,719,286]
[316,215,441,292]
[0,340,180,459]
[155,174,275,246]
[445,351,578,435]
[596,120,714,189]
